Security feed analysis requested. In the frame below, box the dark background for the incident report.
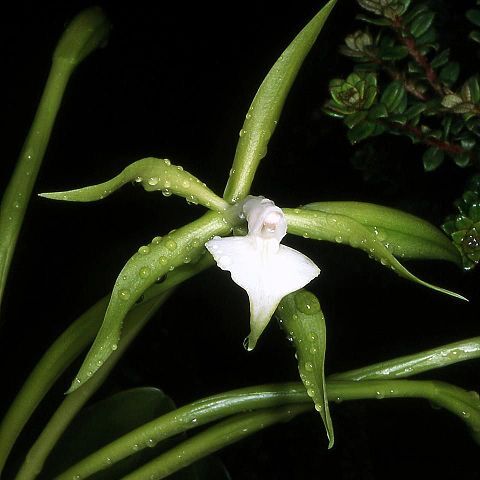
[1,0,479,478]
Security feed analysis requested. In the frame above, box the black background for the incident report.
[1,1,479,478]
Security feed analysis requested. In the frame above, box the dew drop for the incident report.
[304,362,314,372]
[148,177,159,186]
[135,176,142,183]
[119,289,130,301]
[132,444,140,451]
[310,347,318,354]
[146,438,156,447]
[302,232,310,239]
[152,236,162,245]
[139,266,150,278]
[162,189,172,197]
[314,404,323,412]
[166,239,177,251]
[307,388,315,398]
[164,159,171,166]
[335,235,343,243]
[182,180,190,188]
[239,128,246,137]
[138,245,150,255]
[375,391,385,399]
[159,256,168,265]
[111,344,118,351]
[294,291,320,315]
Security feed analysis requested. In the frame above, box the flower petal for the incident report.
[206,235,320,349]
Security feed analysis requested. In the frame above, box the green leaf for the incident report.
[344,111,368,129]
[223,0,337,203]
[466,9,480,28]
[378,45,409,60]
[367,103,389,120]
[430,48,450,69]
[381,81,406,113]
[299,201,462,265]
[409,12,435,38]
[423,146,445,171]
[40,157,228,212]
[68,212,232,393]
[347,121,376,144]
[404,103,426,120]
[276,290,334,448]
[439,62,460,87]
[42,388,177,479]
[469,30,480,44]
[356,14,390,26]
[454,152,472,168]
[283,207,466,300]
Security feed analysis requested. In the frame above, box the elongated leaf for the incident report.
[276,290,334,448]
[329,336,480,381]
[302,201,461,264]
[223,0,337,203]
[284,208,466,300]
[68,212,231,393]
[0,7,110,316]
[40,158,228,212]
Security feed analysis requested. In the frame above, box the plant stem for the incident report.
[0,8,110,320]
[390,15,445,96]
[122,405,311,480]
[328,336,480,381]
[57,378,480,480]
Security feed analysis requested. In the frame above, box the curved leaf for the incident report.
[40,157,228,212]
[276,290,334,448]
[68,212,231,393]
[223,0,337,203]
[284,207,467,301]
[303,201,461,264]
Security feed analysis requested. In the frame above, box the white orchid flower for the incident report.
[205,196,320,350]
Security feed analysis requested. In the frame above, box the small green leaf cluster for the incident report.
[443,174,480,270]
[466,1,480,44]
[324,0,480,171]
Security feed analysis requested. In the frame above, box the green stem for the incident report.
[14,293,171,480]
[123,405,310,480]
[57,378,480,479]
[329,336,480,381]
[0,8,110,317]
[0,257,212,478]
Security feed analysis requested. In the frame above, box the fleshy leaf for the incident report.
[284,207,467,301]
[223,0,337,203]
[68,212,231,393]
[276,290,334,448]
[303,201,462,265]
[40,157,228,212]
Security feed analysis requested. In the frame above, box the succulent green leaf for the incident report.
[355,14,390,26]
[469,30,480,44]
[347,121,376,144]
[430,49,450,69]
[422,147,445,171]
[301,201,462,264]
[284,207,466,300]
[381,81,406,113]
[344,111,368,129]
[40,158,228,212]
[409,12,435,38]
[367,103,389,120]
[404,103,426,121]
[378,45,409,60]
[276,290,334,448]
[223,0,337,203]
[68,212,232,393]
[439,62,460,87]
[466,9,480,28]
